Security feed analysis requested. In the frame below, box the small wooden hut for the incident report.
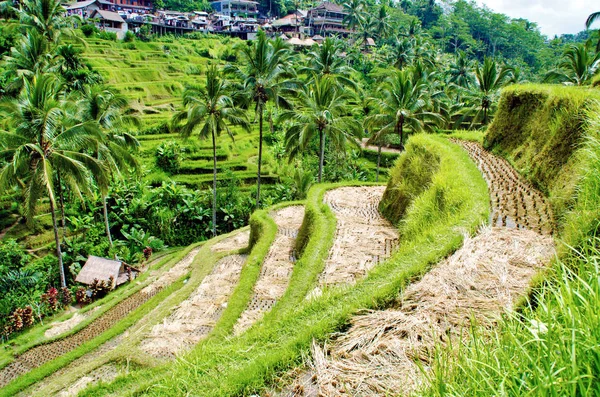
[75,256,138,288]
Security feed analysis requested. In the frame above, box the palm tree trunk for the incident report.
[399,121,404,150]
[376,142,382,182]
[103,195,113,247]
[56,171,67,240]
[256,106,263,209]
[318,128,325,183]
[483,106,488,125]
[49,198,67,289]
[211,128,217,237]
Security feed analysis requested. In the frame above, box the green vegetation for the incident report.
[420,87,600,397]
[484,85,600,226]
[79,135,489,396]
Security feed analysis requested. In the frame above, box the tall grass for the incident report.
[419,99,600,397]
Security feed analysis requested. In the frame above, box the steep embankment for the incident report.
[419,85,600,396]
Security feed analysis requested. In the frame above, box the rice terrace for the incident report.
[0,0,599,396]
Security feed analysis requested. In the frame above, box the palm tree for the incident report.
[544,44,600,86]
[365,70,444,151]
[14,0,74,44]
[371,5,391,40]
[79,86,139,247]
[281,75,361,183]
[302,37,357,89]
[226,30,294,208]
[1,31,52,96]
[342,0,365,31]
[447,50,474,89]
[0,74,105,288]
[172,65,249,237]
[388,37,414,70]
[586,11,600,52]
[473,57,513,125]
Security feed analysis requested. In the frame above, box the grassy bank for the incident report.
[420,87,600,396]
[79,134,489,396]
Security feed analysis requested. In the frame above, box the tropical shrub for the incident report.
[155,141,182,173]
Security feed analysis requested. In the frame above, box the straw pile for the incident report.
[141,247,201,295]
[211,230,250,252]
[318,186,399,288]
[234,206,305,335]
[294,227,555,396]
[56,364,119,397]
[141,254,247,358]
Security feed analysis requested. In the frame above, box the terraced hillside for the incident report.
[3,109,594,396]
[0,133,490,396]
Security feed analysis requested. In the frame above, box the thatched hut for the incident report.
[75,256,138,288]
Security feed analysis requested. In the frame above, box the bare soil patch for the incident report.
[234,206,305,334]
[454,140,554,235]
[318,186,399,288]
[210,230,250,253]
[141,254,247,358]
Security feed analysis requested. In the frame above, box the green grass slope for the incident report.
[421,85,600,396]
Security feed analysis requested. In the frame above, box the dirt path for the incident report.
[278,141,556,396]
[0,217,20,240]
[315,186,398,290]
[361,138,402,154]
[234,206,305,335]
[0,247,201,388]
[141,254,247,358]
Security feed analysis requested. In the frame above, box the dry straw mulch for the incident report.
[302,227,554,396]
[316,186,399,289]
[141,254,247,358]
[234,206,305,335]
[210,230,250,253]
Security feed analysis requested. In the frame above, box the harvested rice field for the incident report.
[0,247,201,388]
[317,186,399,288]
[279,141,556,396]
[141,254,247,358]
[234,206,305,334]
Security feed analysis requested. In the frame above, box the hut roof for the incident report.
[76,256,123,286]
[90,9,125,23]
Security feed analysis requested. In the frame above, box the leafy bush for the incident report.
[97,30,117,41]
[80,23,98,37]
[0,239,29,272]
[123,30,135,42]
[155,141,182,173]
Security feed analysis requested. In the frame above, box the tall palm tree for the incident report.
[301,37,357,89]
[371,5,391,40]
[0,75,105,288]
[342,0,365,31]
[226,30,294,208]
[365,70,444,151]
[79,86,139,247]
[281,75,361,183]
[447,50,474,89]
[544,44,600,86]
[473,57,513,125]
[172,66,249,237]
[586,11,600,52]
[15,0,74,44]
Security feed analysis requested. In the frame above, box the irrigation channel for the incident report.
[280,140,556,396]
